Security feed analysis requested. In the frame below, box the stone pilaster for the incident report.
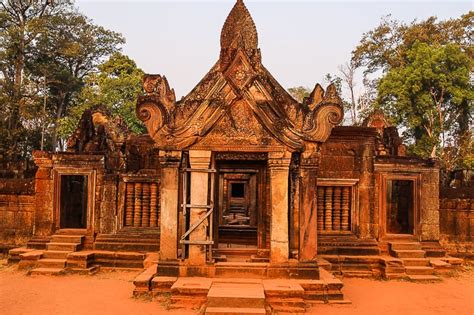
[32,151,54,236]
[268,150,291,264]
[158,150,182,261]
[299,146,319,261]
[188,150,212,265]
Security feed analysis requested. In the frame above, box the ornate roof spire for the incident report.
[220,0,258,53]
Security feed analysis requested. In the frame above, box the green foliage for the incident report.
[59,52,146,138]
[352,12,473,169]
[0,1,124,163]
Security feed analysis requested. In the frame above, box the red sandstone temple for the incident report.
[7,1,464,312]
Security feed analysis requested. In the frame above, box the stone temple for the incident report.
[6,0,464,313]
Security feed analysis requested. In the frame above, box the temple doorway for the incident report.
[59,175,88,229]
[214,161,266,260]
[386,180,414,234]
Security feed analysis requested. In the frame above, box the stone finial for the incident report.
[220,0,258,53]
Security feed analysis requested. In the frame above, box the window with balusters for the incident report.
[123,181,160,228]
[317,180,357,232]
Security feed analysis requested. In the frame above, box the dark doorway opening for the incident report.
[215,161,266,255]
[387,180,414,234]
[231,182,245,198]
[60,175,88,229]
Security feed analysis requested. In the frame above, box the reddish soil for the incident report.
[0,261,472,315]
[314,268,474,315]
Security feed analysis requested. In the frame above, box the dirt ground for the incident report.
[0,260,472,315]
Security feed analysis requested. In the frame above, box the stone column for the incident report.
[32,151,54,236]
[158,150,182,261]
[299,147,319,261]
[188,150,212,265]
[268,150,292,264]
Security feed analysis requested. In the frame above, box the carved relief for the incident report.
[136,0,344,152]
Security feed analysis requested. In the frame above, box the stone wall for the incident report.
[439,187,474,257]
[0,179,35,247]
[319,127,378,239]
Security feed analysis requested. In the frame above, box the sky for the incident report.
[75,0,471,98]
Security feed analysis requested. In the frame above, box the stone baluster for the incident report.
[141,183,150,227]
[125,183,134,226]
[133,182,142,227]
[342,187,350,231]
[149,182,158,227]
[317,187,325,231]
[333,187,342,230]
[324,187,333,230]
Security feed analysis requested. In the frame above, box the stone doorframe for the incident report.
[52,168,97,233]
[377,172,421,240]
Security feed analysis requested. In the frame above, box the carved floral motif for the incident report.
[136,0,344,152]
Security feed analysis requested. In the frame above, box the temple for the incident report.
[5,1,464,312]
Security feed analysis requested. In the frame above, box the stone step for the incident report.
[389,242,422,251]
[442,257,463,266]
[47,242,79,251]
[384,272,406,280]
[55,229,87,235]
[407,275,441,282]
[51,235,84,244]
[207,283,265,308]
[42,250,71,259]
[393,250,425,259]
[405,266,434,275]
[29,267,65,276]
[402,258,430,267]
[8,247,34,263]
[341,270,374,278]
[37,258,66,269]
[170,295,207,309]
[268,305,307,313]
[318,246,381,256]
[205,307,266,315]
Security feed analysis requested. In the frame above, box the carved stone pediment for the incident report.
[136,0,344,152]
[224,49,256,93]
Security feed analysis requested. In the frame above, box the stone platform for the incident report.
[133,267,348,313]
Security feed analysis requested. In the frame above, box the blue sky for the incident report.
[75,0,471,98]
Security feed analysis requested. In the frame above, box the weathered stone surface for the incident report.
[188,150,212,266]
[159,150,181,261]
[268,151,291,264]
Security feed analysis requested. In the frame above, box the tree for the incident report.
[0,3,124,163]
[0,1,70,161]
[352,12,473,170]
[377,42,473,160]
[352,12,473,77]
[339,62,359,125]
[30,11,124,150]
[59,52,146,139]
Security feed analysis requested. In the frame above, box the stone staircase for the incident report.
[29,231,85,276]
[205,282,266,315]
[388,241,440,281]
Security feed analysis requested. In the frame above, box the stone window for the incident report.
[123,181,159,228]
[317,179,359,233]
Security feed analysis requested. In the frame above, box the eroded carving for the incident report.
[136,0,344,152]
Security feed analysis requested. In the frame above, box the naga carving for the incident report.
[136,0,343,152]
